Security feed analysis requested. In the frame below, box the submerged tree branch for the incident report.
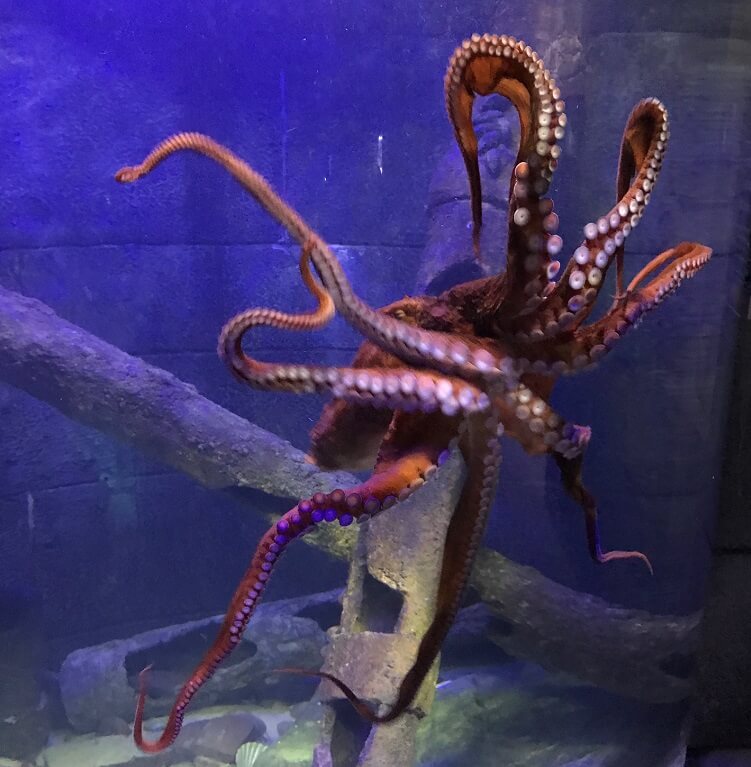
[0,284,356,499]
[0,284,699,702]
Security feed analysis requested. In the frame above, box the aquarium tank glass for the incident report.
[1,2,750,767]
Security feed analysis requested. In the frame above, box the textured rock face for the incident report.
[307,451,465,767]
[179,710,265,762]
[33,706,271,767]
[413,667,691,767]
[470,548,701,704]
[58,590,340,733]
[237,665,691,767]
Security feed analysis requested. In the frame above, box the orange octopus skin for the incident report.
[115,33,711,750]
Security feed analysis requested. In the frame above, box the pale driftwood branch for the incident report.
[0,284,699,702]
[471,549,700,703]
[0,284,356,499]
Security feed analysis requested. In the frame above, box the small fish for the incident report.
[3,715,17,725]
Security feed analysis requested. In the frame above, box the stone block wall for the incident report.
[690,272,751,750]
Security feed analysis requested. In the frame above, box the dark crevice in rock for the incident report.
[359,572,403,634]
[659,652,695,680]
[296,599,343,632]
[330,699,373,767]
[125,626,258,687]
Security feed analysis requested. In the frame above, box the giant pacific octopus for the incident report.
[114,34,712,751]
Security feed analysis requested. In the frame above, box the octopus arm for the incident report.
[582,241,713,357]
[289,407,504,722]
[555,452,652,571]
[309,299,442,471]
[213,242,490,420]
[517,98,674,342]
[508,241,712,374]
[133,411,462,752]
[116,133,519,388]
[444,35,566,319]
[494,375,651,569]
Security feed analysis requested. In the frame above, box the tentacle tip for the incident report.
[640,554,655,576]
[595,548,653,575]
[621,550,654,575]
[138,664,154,685]
[114,166,140,183]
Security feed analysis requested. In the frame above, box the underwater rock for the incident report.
[471,547,701,703]
[125,704,288,764]
[139,703,288,757]
[246,720,319,767]
[0,283,360,571]
[179,710,265,763]
[0,285,355,502]
[414,665,688,767]
[321,632,428,711]
[312,451,466,767]
[34,733,151,767]
[1,286,703,723]
[58,590,340,733]
[415,97,517,296]
[540,34,585,82]
[96,718,132,738]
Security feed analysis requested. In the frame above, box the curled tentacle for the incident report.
[513,99,670,342]
[609,99,670,298]
[134,413,460,752]
[219,302,491,418]
[282,405,504,722]
[445,35,567,317]
[555,453,653,573]
[116,134,520,389]
[500,242,712,376]
[218,237,334,383]
[589,240,712,355]
[497,378,650,568]
[212,214,491,418]
[497,379,590,460]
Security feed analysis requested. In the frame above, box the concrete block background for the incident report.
[689,271,751,751]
